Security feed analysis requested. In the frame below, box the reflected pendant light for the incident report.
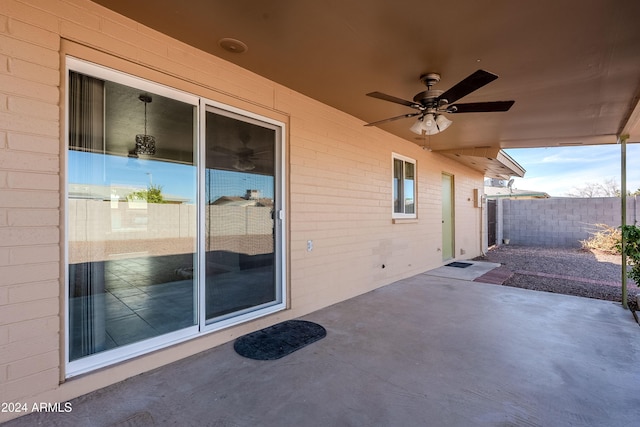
[135,94,156,155]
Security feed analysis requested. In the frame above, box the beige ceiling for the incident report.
[92,0,640,156]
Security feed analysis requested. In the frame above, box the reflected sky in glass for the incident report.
[69,151,274,203]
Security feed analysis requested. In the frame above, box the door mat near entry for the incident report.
[446,261,473,268]
[233,320,326,360]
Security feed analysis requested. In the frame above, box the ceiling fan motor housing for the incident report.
[420,73,441,87]
[413,89,444,108]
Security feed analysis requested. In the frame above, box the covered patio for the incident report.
[7,266,639,427]
[3,1,640,423]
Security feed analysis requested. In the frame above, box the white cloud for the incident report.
[540,152,614,164]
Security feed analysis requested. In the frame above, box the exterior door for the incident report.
[441,173,454,260]
[203,106,285,325]
[65,59,286,376]
[66,62,199,375]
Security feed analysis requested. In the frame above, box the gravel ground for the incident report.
[474,245,639,312]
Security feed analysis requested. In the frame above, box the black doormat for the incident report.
[446,261,473,268]
[233,320,326,360]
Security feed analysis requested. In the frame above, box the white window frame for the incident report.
[392,153,417,219]
[64,57,287,377]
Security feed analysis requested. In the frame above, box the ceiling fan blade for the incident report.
[437,70,499,105]
[251,150,272,156]
[211,145,239,156]
[365,112,421,127]
[366,91,420,108]
[448,100,515,113]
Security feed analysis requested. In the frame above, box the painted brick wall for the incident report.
[0,0,62,410]
[502,196,639,247]
[0,0,484,420]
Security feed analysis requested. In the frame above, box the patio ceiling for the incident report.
[92,0,640,159]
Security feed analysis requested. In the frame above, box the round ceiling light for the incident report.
[218,38,248,54]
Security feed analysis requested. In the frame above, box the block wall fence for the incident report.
[498,196,639,248]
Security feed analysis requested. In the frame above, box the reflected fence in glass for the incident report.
[67,65,284,365]
[67,189,197,360]
[204,110,278,322]
[68,70,197,361]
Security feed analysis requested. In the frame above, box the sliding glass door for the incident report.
[67,61,199,373]
[66,59,285,375]
[203,107,284,324]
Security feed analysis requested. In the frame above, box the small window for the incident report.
[392,153,416,218]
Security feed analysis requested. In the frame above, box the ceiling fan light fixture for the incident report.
[435,114,453,132]
[233,158,256,171]
[410,117,426,135]
[422,113,440,135]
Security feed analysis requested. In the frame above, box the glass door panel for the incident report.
[204,109,280,322]
[67,70,197,362]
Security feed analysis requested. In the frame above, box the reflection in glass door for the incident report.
[66,59,286,375]
[67,65,198,371]
[204,108,282,323]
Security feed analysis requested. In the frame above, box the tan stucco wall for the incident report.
[0,0,484,420]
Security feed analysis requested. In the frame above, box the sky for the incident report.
[69,151,274,203]
[503,144,640,197]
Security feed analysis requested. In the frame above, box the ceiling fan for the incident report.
[365,69,515,135]
[212,130,270,172]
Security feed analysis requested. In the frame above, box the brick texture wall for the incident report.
[0,0,484,420]
[0,0,62,410]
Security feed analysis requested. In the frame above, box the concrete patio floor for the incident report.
[7,263,640,427]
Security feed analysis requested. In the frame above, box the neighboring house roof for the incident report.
[211,196,274,207]
[484,186,550,199]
